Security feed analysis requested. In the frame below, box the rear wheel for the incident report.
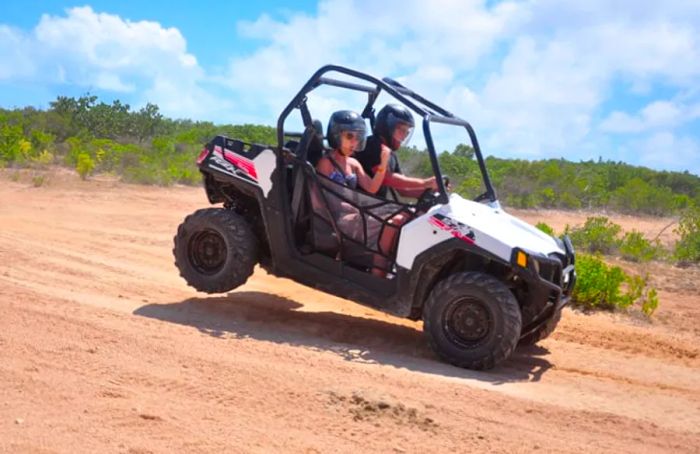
[173,208,258,293]
[423,272,521,370]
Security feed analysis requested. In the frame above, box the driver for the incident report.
[356,104,437,199]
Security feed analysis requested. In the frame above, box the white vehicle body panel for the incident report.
[396,193,565,269]
[254,149,277,198]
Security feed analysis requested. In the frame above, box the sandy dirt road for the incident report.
[1,170,699,453]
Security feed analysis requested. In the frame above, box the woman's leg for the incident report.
[372,212,408,277]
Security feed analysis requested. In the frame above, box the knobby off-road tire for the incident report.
[173,208,258,293]
[423,272,522,370]
[518,308,562,346]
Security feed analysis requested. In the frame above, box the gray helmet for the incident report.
[327,110,367,151]
[375,104,415,150]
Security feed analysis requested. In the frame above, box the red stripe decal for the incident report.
[223,150,258,180]
[429,216,475,244]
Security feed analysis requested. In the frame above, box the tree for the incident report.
[132,103,163,142]
[453,143,474,160]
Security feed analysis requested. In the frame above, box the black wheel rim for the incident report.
[443,297,493,348]
[188,229,227,275]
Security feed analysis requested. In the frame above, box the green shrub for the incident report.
[535,222,555,236]
[674,207,700,263]
[572,254,659,315]
[619,230,663,262]
[31,174,46,187]
[31,149,54,167]
[642,288,659,316]
[76,152,95,180]
[559,191,583,209]
[568,216,621,254]
[572,254,626,310]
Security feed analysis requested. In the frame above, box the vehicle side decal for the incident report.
[214,145,259,180]
[429,213,476,244]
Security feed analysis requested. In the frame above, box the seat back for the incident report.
[306,119,325,166]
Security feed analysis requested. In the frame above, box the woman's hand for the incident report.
[379,144,391,166]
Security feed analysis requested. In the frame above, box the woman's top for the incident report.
[327,154,358,189]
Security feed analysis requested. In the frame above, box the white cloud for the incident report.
[221,0,700,168]
[599,111,644,134]
[0,6,220,119]
[638,132,700,174]
[1,2,699,174]
[0,25,36,79]
[95,73,134,92]
[34,6,198,72]
[601,100,693,134]
[224,0,523,118]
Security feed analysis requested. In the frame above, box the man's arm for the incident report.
[382,171,436,197]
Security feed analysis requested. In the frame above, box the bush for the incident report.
[619,230,663,262]
[568,216,621,254]
[572,254,626,310]
[642,288,659,316]
[535,222,555,236]
[572,254,659,315]
[673,207,700,263]
[32,174,46,187]
[76,152,95,180]
[30,149,54,167]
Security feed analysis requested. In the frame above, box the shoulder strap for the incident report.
[326,153,346,177]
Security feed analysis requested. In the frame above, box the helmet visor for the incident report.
[339,128,367,152]
[388,115,414,149]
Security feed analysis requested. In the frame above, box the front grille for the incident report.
[536,254,564,287]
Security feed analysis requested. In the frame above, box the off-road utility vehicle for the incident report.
[174,65,576,370]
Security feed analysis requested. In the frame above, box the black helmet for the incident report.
[327,110,367,151]
[375,104,415,150]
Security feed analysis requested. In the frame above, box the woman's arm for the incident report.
[316,156,333,177]
[354,146,390,194]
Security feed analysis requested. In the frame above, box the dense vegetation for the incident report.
[535,211,698,315]
[0,95,276,185]
[2,94,699,216]
[396,145,700,216]
[535,220,663,315]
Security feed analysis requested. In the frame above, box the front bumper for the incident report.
[511,235,577,333]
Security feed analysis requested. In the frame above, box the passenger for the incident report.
[316,110,389,194]
[315,110,395,276]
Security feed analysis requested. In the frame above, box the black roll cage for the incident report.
[275,64,497,204]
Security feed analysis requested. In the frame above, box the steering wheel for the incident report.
[474,191,490,202]
[443,175,451,191]
[416,188,439,212]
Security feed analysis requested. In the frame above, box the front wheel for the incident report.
[518,308,562,346]
[173,208,258,293]
[423,272,522,370]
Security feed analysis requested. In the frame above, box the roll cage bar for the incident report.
[276,64,497,204]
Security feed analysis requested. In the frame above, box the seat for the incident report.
[306,119,325,166]
[290,121,330,249]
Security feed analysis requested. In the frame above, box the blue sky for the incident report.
[1,1,699,175]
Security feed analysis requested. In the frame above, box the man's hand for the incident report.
[423,176,438,190]
[443,176,452,191]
